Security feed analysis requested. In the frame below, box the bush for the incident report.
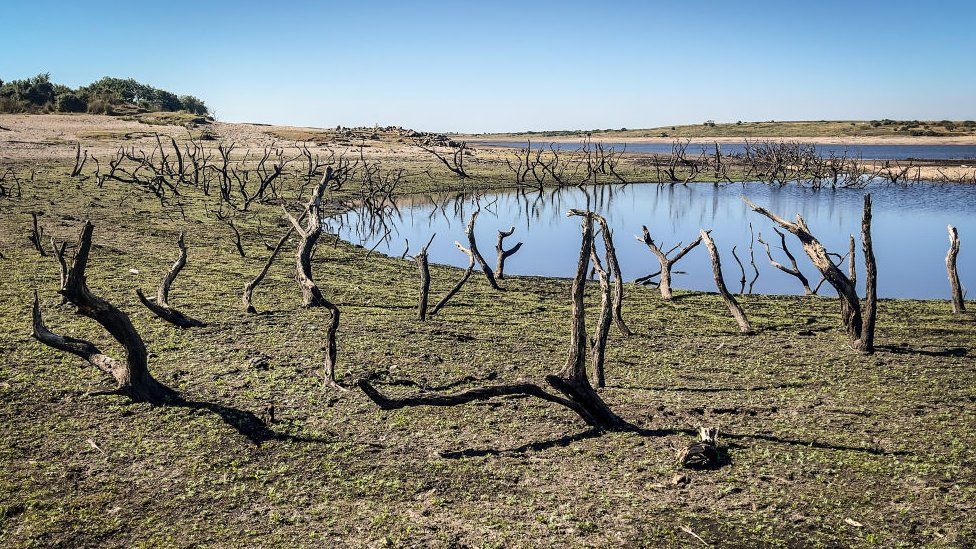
[87,98,113,115]
[56,93,87,113]
[179,95,208,115]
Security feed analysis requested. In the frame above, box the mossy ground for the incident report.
[0,145,974,547]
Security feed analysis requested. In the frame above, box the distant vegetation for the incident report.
[476,119,976,139]
[0,73,209,116]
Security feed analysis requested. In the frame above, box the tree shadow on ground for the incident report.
[606,381,814,393]
[876,344,968,358]
[437,423,908,460]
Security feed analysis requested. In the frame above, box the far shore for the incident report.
[467,134,976,146]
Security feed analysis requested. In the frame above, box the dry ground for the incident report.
[0,115,974,547]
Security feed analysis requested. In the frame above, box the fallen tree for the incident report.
[359,210,629,430]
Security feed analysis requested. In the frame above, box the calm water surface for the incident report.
[334,182,976,299]
[476,141,976,161]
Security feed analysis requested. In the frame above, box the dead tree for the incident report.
[136,232,205,328]
[243,225,295,314]
[31,222,173,402]
[588,241,612,388]
[359,211,628,430]
[701,230,753,333]
[27,212,47,256]
[418,140,469,178]
[466,210,503,290]
[758,228,813,295]
[588,214,633,337]
[282,165,351,387]
[71,143,88,177]
[412,234,435,321]
[429,242,475,316]
[731,246,747,295]
[637,226,703,300]
[745,195,877,353]
[494,226,523,279]
[215,209,246,257]
[848,235,857,288]
[947,225,966,314]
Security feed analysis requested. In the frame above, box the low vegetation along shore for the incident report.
[470,119,976,144]
[0,114,974,546]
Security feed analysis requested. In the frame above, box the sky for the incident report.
[1,0,974,132]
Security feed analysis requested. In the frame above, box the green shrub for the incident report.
[56,93,87,113]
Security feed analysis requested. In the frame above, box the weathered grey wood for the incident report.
[136,232,204,328]
[494,226,523,280]
[466,210,503,290]
[32,222,173,402]
[429,242,476,316]
[701,230,753,334]
[243,225,295,314]
[947,225,966,314]
[637,226,703,300]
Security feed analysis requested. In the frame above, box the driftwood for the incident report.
[848,235,857,288]
[412,234,436,321]
[359,210,627,430]
[745,195,877,353]
[758,228,813,295]
[677,427,720,469]
[637,226,703,300]
[494,226,523,280]
[466,210,503,290]
[429,242,475,316]
[136,232,205,328]
[31,222,173,402]
[243,225,296,314]
[946,225,965,314]
[701,230,753,333]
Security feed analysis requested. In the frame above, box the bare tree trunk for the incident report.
[28,212,46,257]
[413,234,435,321]
[947,225,966,314]
[701,231,753,333]
[466,210,503,290]
[855,195,877,353]
[136,232,205,328]
[494,226,523,280]
[430,242,475,316]
[243,226,294,314]
[593,216,632,337]
[848,235,857,288]
[31,222,173,402]
[637,226,702,300]
[589,246,612,388]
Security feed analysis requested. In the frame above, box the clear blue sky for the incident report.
[2,0,974,132]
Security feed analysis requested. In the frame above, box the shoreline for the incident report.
[468,134,976,146]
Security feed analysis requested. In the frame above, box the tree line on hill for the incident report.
[0,73,208,116]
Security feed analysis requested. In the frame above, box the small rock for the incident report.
[671,473,689,486]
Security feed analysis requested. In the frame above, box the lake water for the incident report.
[334,182,976,299]
[475,141,976,161]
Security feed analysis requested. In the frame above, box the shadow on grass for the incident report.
[438,424,907,460]
[606,381,814,393]
[876,344,968,358]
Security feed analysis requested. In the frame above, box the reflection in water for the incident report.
[332,182,976,299]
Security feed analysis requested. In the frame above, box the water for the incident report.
[475,141,976,161]
[334,182,976,299]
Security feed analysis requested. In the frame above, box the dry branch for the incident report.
[701,230,752,333]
